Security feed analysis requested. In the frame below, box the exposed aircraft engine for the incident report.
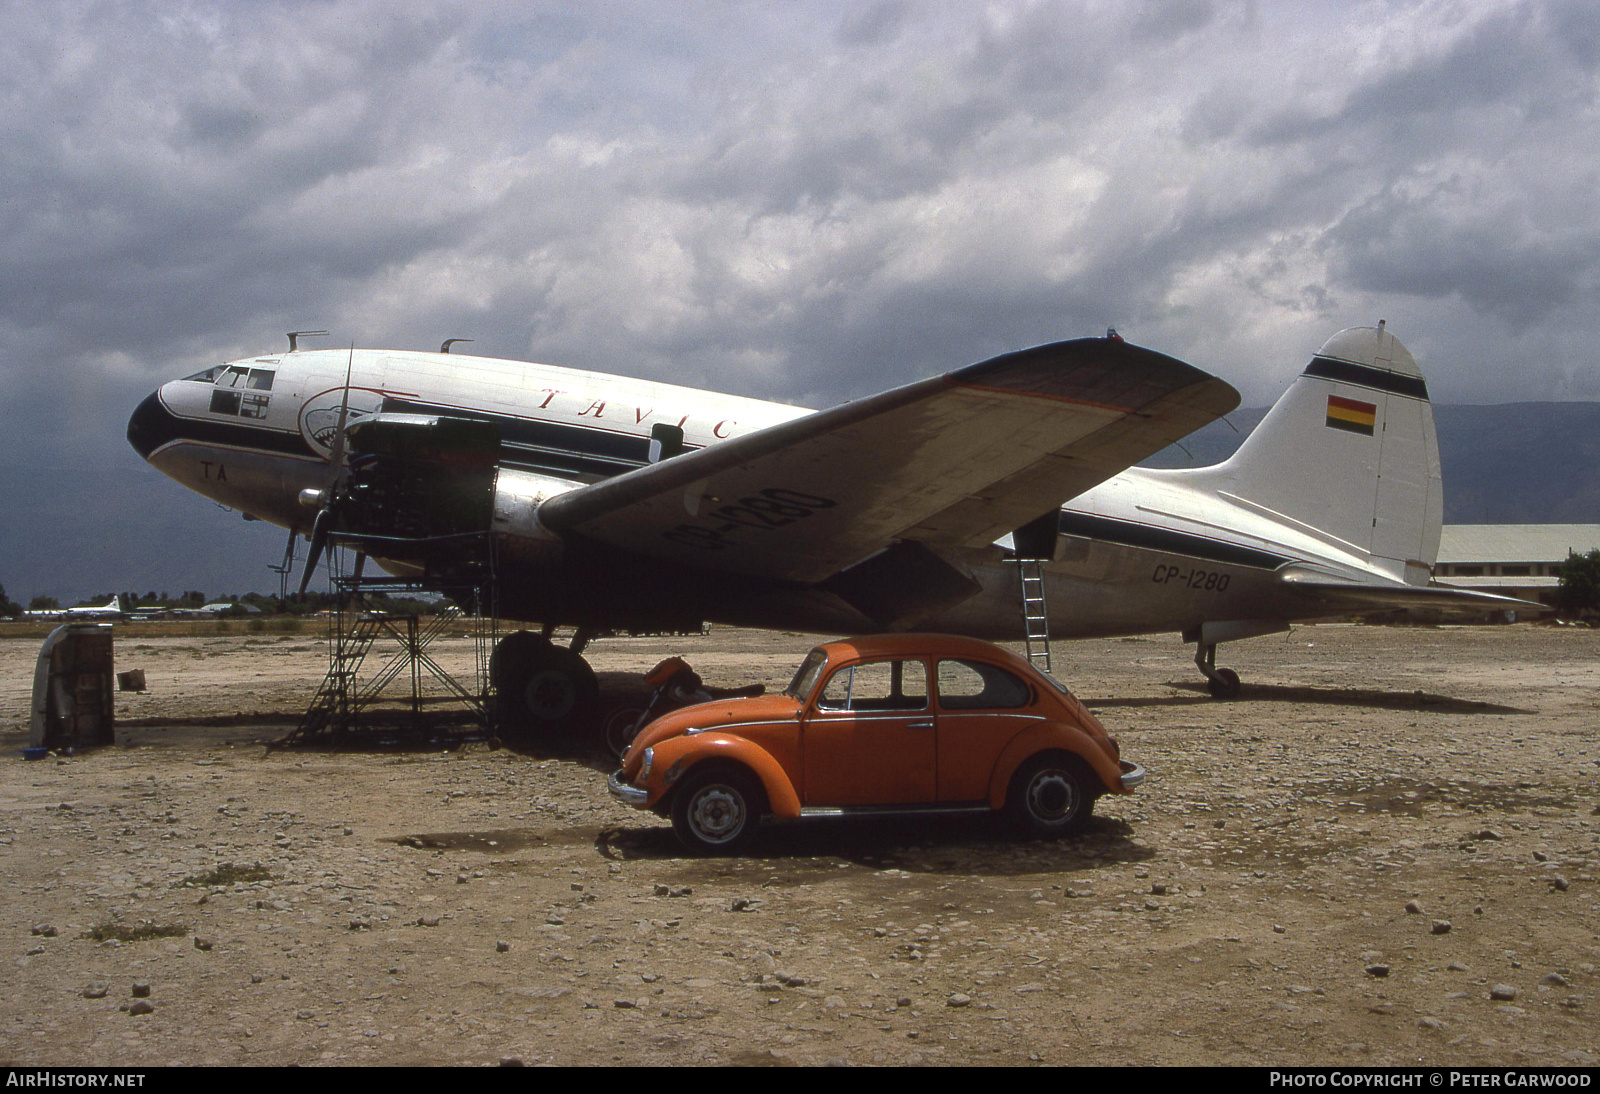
[315,414,572,577]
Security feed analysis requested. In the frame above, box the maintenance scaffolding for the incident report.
[279,545,502,746]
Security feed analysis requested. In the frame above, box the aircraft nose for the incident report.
[127,388,178,460]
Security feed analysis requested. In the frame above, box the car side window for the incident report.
[816,659,929,713]
[937,659,1031,710]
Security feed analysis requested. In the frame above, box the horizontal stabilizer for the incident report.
[1281,573,1543,615]
[537,338,1239,584]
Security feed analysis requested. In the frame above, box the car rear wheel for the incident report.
[670,766,765,855]
[1007,752,1097,836]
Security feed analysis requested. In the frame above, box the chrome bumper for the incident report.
[1119,760,1147,792]
[607,769,649,805]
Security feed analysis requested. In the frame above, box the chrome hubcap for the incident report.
[689,786,746,843]
[1027,770,1076,821]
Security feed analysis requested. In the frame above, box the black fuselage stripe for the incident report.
[380,398,707,477]
[1304,357,1430,401]
[1057,511,1289,570]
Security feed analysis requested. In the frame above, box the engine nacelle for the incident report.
[491,468,578,565]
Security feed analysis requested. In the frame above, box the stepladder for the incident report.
[1012,558,1052,675]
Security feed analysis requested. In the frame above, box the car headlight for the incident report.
[639,747,655,780]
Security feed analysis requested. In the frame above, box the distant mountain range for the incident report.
[1142,402,1600,525]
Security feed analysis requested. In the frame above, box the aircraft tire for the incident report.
[670,765,765,855]
[1007,752,1096,837]
[1207,668,1241,700]
[491,631,600,741]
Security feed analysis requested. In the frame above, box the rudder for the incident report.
[1189,325,1441,583]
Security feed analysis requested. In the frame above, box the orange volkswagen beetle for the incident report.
[607,634,1145,854]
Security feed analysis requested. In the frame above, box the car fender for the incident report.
[650,732,802,820]
[987,722,1125,809]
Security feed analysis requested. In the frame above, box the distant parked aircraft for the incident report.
[26,596,125,622]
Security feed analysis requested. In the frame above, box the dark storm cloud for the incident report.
[3,0,1599,601]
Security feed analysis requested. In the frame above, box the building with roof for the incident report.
[1434,524,1600,610]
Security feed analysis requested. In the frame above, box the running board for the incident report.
[796,803,991,819]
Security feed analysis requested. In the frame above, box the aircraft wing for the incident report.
[537,338,1239,585]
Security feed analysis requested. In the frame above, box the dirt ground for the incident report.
[1,621,1597,1067]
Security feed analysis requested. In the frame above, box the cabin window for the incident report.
[816,659,929,712]
[247,368,275,391]
[937,660,1030,710]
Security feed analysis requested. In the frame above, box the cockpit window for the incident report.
[208,366,274,417]
[182,365,226,383]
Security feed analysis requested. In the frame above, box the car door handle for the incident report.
[906,721,934,729]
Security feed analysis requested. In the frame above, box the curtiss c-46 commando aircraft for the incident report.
[127,324,1528,732]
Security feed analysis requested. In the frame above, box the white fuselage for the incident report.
[128,346,1418,641]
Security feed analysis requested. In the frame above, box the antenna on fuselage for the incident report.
[287,330,329,352]
[440,338,474,353]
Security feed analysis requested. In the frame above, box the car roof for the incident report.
[813,633,1038,674]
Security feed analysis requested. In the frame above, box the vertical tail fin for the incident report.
[1196,325,1442,582]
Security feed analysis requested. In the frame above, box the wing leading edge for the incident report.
[537,338,1239,586]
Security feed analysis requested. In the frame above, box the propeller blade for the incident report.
[300,346,357,599]
[321,345,356,492]
[298,507,333,598]
[351,551,367,583]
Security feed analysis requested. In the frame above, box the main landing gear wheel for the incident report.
[490,630,599,742]
[1007,752,1097,837]
[670,766,765,855]
[1195,641,1242,701]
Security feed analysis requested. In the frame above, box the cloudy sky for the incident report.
[3,0,1598,603]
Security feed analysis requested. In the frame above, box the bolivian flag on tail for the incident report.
[1325,394,1377,436]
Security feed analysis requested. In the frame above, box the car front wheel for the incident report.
[1007,752,1096,836]
[670,766,765,855]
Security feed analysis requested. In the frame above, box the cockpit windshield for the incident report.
[206,365,276,419]
[784,648,828,700]
[182,365,226,383]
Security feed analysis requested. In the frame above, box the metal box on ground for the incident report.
[30,623,115,751]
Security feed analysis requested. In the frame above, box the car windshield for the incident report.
[784,648,828,700]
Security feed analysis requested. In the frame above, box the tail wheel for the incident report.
[1007,752,1097,836]
[1207,668,1241,700]
[670,767,765,855]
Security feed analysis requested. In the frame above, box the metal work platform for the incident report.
[278,548,501,747]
